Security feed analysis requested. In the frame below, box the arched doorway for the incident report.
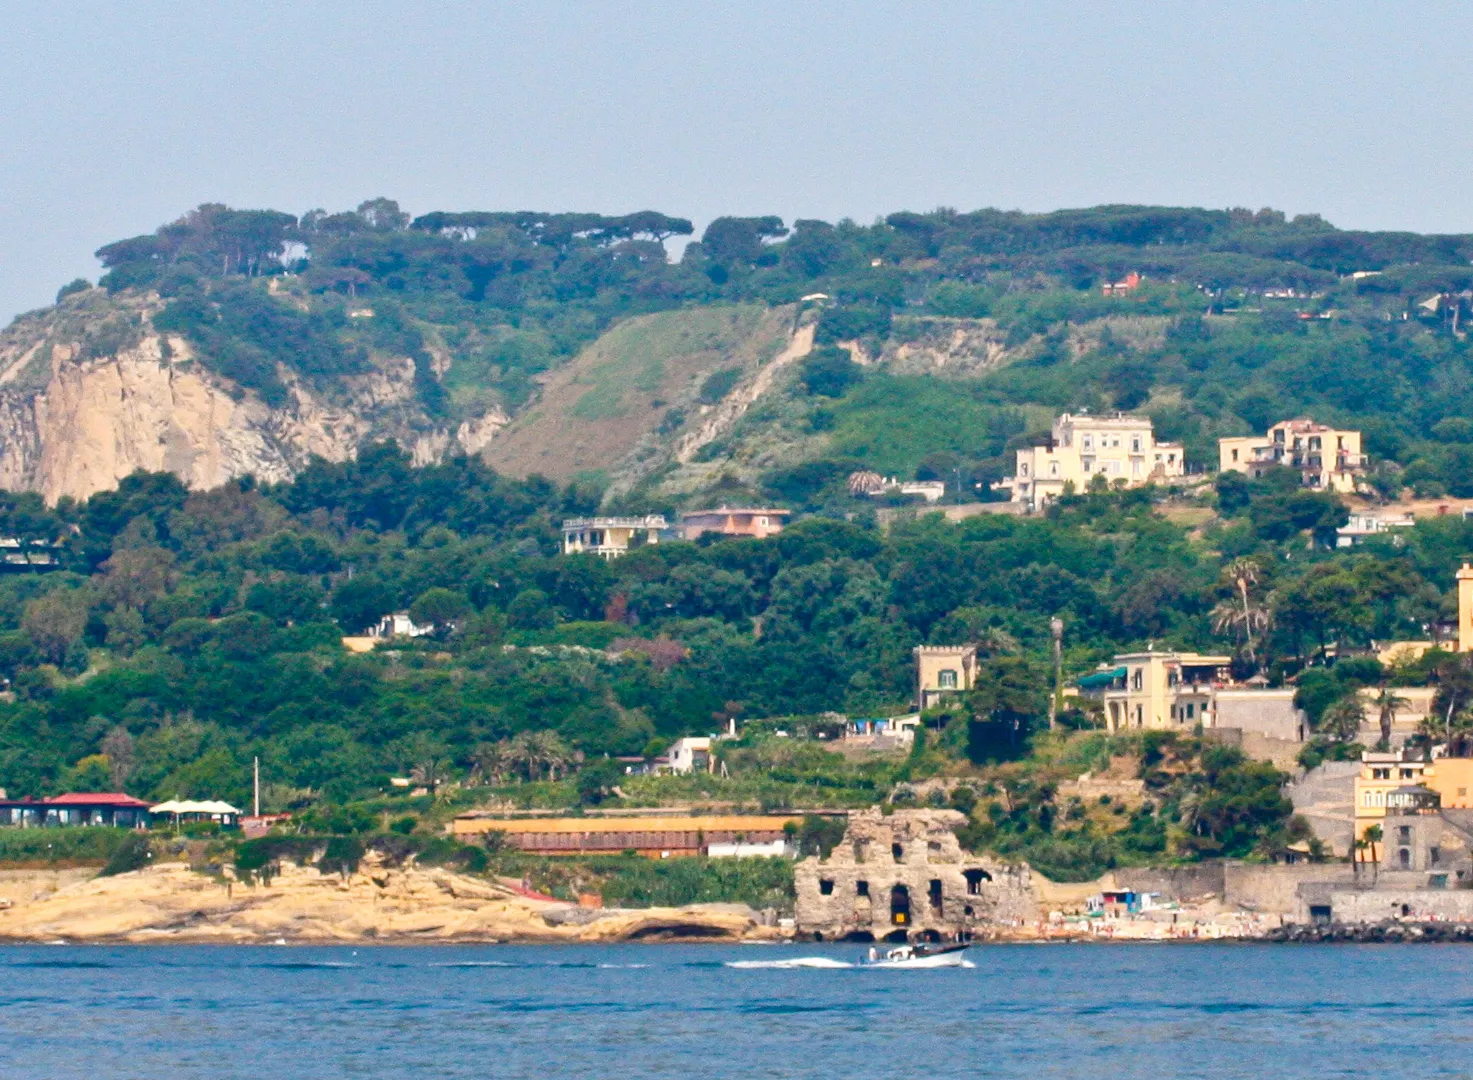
[890,883,911,926]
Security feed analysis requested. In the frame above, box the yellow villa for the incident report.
[1001,412,1185,510]
[914,645,977,710]
[1218,418,1365,493]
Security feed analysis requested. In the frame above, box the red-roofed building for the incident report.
[0,793,151,829]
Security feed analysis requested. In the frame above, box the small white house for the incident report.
[370,612,434,639]
[666,737,714,775]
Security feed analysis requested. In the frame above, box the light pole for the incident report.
[1049,617,1064,731]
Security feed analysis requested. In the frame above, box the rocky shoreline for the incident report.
[0,861,784,946]
[1265,921,1473,944]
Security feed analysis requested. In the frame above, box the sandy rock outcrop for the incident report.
[0,860,780,944]
[0,290,508,504]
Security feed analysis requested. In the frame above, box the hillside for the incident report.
[484,304,802,489]
[6,199,1473,506]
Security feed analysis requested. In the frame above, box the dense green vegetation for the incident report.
[0,438,1470,875]
[17,199,1473,879]
[72,199,1473,497]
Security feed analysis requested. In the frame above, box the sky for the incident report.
[2,1,1470,322]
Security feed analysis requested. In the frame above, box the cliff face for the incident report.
[0,289,506,504]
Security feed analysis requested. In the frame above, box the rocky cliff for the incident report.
[0,859,781,944]
[0,288,506,504]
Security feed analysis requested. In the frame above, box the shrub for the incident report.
[98,832,152,877]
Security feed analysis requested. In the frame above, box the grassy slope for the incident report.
[483,305,790,482]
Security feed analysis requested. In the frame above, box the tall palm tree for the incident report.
[1213,557,1270,669]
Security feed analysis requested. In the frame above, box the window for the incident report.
[1398,826,1412,843]
[1399,848,1412,870]
[1430,847,1442,867]
[1185,703,1195,719]
[1020,463,1029,477]
[1132,669,1143,690]
[1049,461,1059,477]
[819,879,834,895]
[964,869,992,895]
[1083,435,1093,450]
[1231,449,1240,462]
[1400,769,1414,780]
[892,843,904,861]
[1131,436,1141,452]
[856,880,869,897]
[1373,768,1391,780]
[938,669,958,689]
[928,879,944,913]
[1135,705,1144,727]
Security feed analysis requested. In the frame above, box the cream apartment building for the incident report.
[1218,418,1366,493]
[1002,412,1185,509]
[1081,650,1304,742]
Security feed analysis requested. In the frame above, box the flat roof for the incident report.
[453,815,802,835]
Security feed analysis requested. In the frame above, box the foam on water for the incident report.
[724,956,855,969]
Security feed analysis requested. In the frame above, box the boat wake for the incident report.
[724,957,855,970]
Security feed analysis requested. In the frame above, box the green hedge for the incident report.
[0,827,136,865]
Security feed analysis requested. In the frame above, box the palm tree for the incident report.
[1372,684,1411,750]
[470,742,512,786]
[529,731,573,780]
[1212,557,1270,669]
[1320,695,1366,745]
[410,757,450,794]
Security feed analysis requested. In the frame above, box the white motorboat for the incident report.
[863,942,972,969]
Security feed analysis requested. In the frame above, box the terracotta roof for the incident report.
[44,793,151,808]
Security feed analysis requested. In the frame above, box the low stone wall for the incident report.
[1224,863,1355,914]
[1327,888,1473,924]
[1114,864,1226,902]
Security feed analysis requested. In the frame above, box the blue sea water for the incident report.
[1,942,1470,1079]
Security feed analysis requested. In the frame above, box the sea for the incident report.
[2,942,1470,1079]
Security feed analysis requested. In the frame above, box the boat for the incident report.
[863,942,971,969]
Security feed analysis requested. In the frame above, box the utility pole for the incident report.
[1049,617,1064,731]
[253,756,260,818]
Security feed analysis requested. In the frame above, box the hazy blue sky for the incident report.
[2,1,1469,321]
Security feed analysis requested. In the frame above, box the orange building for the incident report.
[679,507,789,541]
[450,814,803,857]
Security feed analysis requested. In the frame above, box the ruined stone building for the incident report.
[794,809,1035,941]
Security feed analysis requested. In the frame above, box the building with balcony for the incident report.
[1081,650,1304,740]
[561,516,668,559]
[1218,418,1366,493]
[999,412,1185,510]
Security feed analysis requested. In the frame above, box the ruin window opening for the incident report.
[1398,848,1412,870]
[964,869,992,895]
[1398,826,1412,844]
[856,880,869,897]
[819,879,834,896]
[891,843,903,861]
[1431,847,1442,867]
[890,884,910,926]
[928,879,943,913]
